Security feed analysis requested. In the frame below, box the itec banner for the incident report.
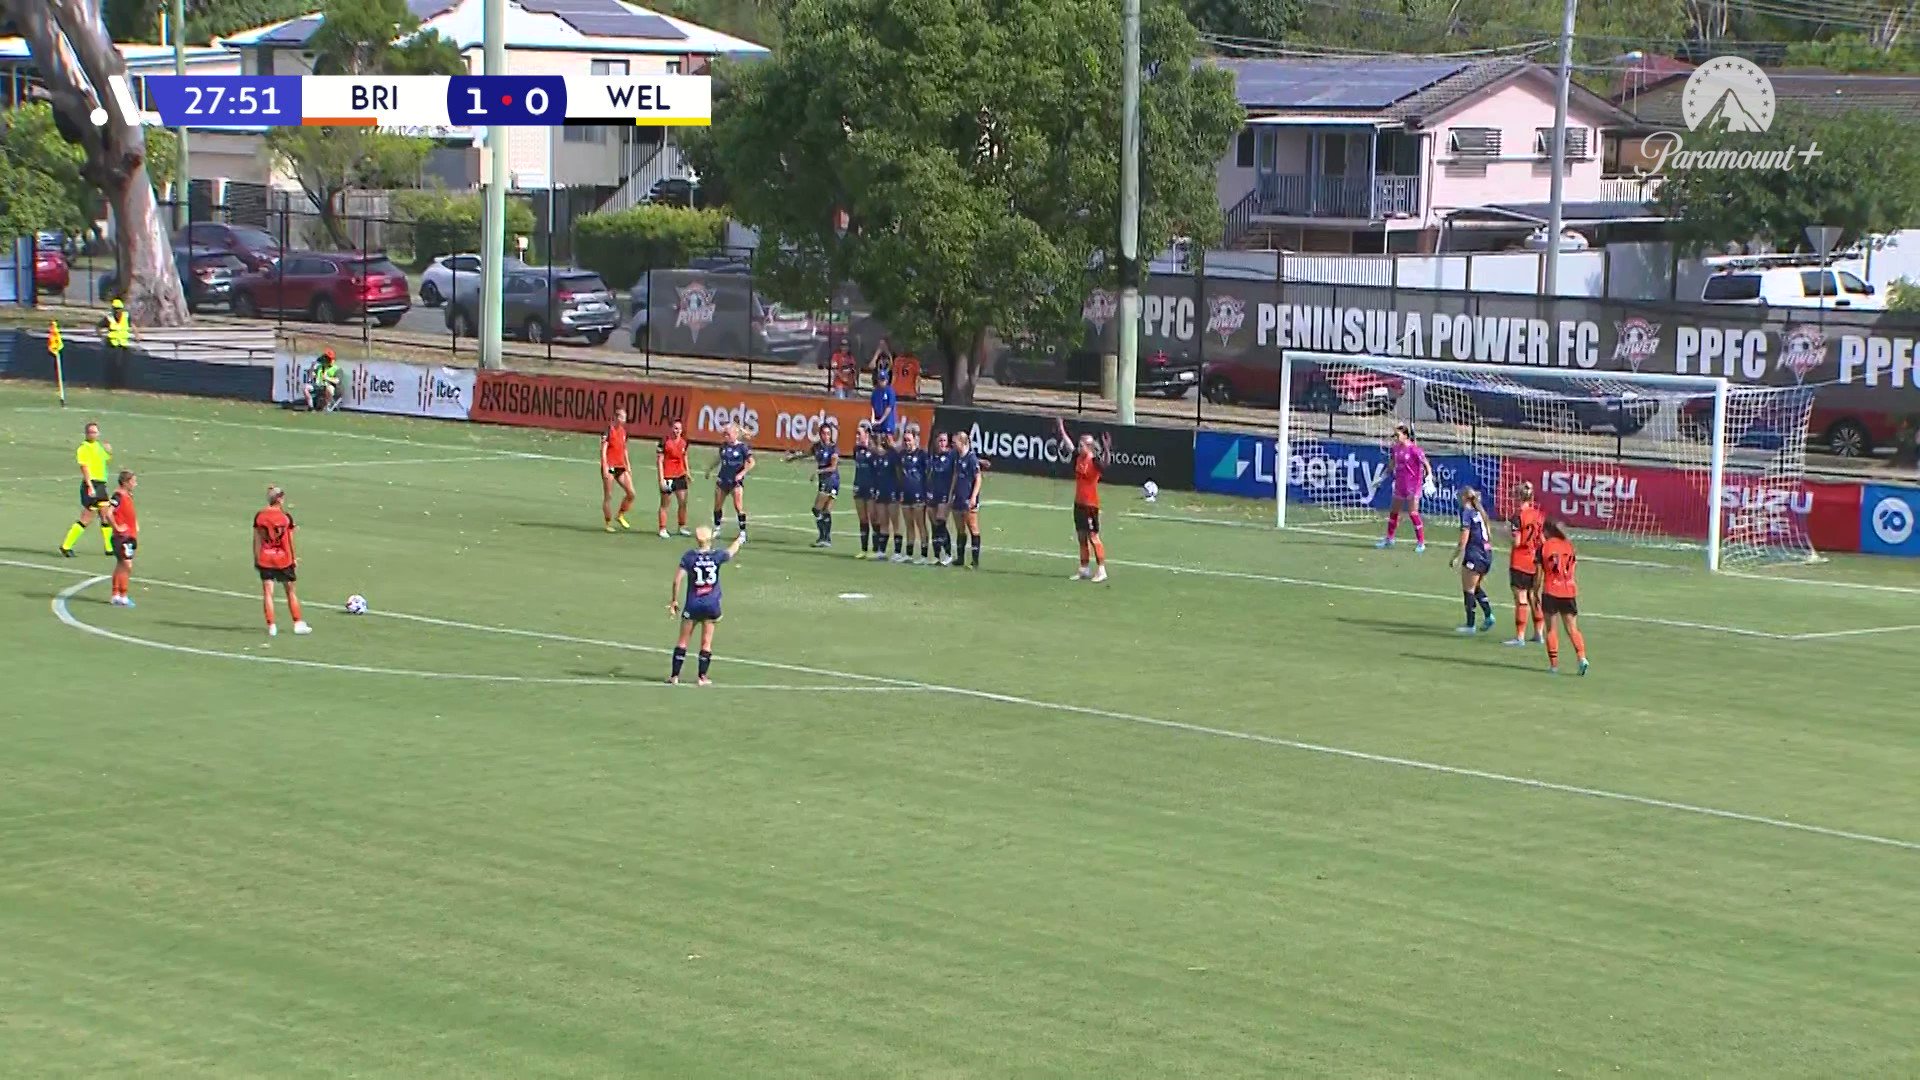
[934,406,1194,488]
[273,357,473,420]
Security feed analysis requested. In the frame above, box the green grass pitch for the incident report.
[2,384,1917,1078]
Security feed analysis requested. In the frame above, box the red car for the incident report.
[1680,394,1901,458]
[1202,357,1404,413]
[231,251,411,326]
[179,222,282,271]
[33,248,69,294]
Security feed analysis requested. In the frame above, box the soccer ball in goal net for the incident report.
[1275,351,1821,571]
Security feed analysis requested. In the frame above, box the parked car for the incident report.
[753,298,827,363]
[994,344,1199,397]
[418,252,527,307]
[230,251,410,325]
[33,247,69,293]
[178,222,282,271]
[626,276,652,346]
[446,267,619,345]
[640,178,702,209]
[1699,259,1886,311]
[1201,357,1404,412]
[1424,378,1662,435]
[102,248,246,312]
[1678,394,1901,458]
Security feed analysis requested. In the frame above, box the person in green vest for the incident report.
[99,298,134,389]
[304,348,342,412]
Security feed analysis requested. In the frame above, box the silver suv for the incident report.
[446,268,619,345]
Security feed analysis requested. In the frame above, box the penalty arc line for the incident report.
[8,557,1916,854]
[46,575,901,693]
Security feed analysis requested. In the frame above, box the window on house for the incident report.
[564,60,629,143]
[1236,129,1255,169]
[1320,133,1351,175]
[1534,126,1591,160]
[666,60,682,74]
[1372,131,1421,175]
[1448,127,1501,157]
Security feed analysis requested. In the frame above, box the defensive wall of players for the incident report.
[0,327,1915,560]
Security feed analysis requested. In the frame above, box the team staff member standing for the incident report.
[61,421,115,557]
[106,470,139,607]
[99,298,133,389]
[869,367,897,439]
[656,419,692,538]
[602,406,637,532]
[254,486,311,638]
[1058,419,1108,582]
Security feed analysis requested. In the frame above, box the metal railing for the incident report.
[1256,174,1422,219]
[1599,175,1662,202]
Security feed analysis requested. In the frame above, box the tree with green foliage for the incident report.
[1654,107,1920,254]
[264,0,464,248]
[0,104,96,238]
[1183,0,1301,42]
[696,0,1240,404]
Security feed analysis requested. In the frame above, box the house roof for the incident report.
[0,36,235,71]
[221,0,768,56]
[1448,200,1666,225]
[1624,68,1920,125]
[1609,52,1694,100]
[1220,56,1634,127]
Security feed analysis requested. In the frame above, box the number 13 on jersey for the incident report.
[447,76,568,126]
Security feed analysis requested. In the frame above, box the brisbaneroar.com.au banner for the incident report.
[1192,430,1865,553]
[273,357,475,420]
[470,370,933,453]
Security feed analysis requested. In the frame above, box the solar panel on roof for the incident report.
[407,0,458,19]
[1226,59,1469,109]
[519,0,624,13]
[558,11,687,38]
[259,16,321,44]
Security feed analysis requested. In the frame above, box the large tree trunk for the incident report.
[3,0,189,327]
[939,330,981,405]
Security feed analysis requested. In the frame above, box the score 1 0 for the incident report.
[447,76,569,125]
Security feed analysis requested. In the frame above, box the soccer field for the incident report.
[3,384,1917,1079]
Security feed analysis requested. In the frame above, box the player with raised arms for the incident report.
[1447,487,1496,633]
[601,406,637,532]
[896,428,930,562]
[60,421,115,558]
[949,430,983,568]
[253,485,310,638]
[1376,423,1433,553]
[926,431,956,565]
[667,526,747,686]
[1539,520,1589,675]
[656,418,692,538]
[1057,418,1109,582]
[784,419,840,548]
[105,470,139,607]
[706,422,754,539]
[1504,480,1548,646]
[870,431,899,561]
[851,424,878,558]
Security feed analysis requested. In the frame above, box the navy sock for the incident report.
[1474,588,1492,617]
[697,650,712,678]
[893,534,903,555]
[821,511,832,541]
[737,513,748,535]
[860,523,870,551]
[1463,593,1477,626]
[970,535,981,565]
[920,541,929,559]
[712,510,723,530]
[671,646,687,678]
[875,531,888,553]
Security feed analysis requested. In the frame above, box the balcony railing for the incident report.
[1254,174,1421,219]
[1599,175,1663,203]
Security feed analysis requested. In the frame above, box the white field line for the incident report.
[749,522,1793,640]
[48,574,901,692]
[1788,623,1920,641]
[1727,569,1920,598]
[8,556,1913,855]
[0,452,514,485]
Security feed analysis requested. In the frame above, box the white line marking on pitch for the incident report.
[1789,623,1920,641]
[0,452,513,484]
[1727,569,1920,598]
[8,557,1913,854]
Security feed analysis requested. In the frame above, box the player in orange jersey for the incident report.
[1538,519,1588,675]
[602,406,637,532]
[253,486,310,638]
[656,418,692,538]
[105,470,139,606]
[1503,481,1548,646]
[1058,419,1109,583]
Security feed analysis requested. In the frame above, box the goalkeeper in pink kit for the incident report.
[1377,424,1434,553]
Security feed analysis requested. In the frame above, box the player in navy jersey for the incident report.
[851,424,878,559]
[948,430,983,568]
[1448,487,1497,634]
[706,423,754,538]
[784,420,840,547]
[925,431,956,565]
[667,525,748,685]
[870,431,900,561]
[896,428,930,563]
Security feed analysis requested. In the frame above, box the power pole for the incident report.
[478,0,508,369]
[172,0,188,230]
[1542,0,1578,296]
[1116,0,1141,424]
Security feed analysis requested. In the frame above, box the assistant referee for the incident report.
[60,421,115,557]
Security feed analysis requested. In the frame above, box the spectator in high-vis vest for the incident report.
[304,349,342,412]
[99,299,133,389]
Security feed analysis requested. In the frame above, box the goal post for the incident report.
[1274,350,1820,572]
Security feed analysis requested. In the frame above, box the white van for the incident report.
[1699,256,1886,311]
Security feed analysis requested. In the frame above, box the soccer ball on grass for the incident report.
[345,594,368,615]
[1142,480,1159,503]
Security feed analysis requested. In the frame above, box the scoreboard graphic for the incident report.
[103,74,709,128]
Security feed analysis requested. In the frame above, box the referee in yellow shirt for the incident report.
[61,422,115,557]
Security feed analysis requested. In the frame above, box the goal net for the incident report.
[1275,351,1821,571]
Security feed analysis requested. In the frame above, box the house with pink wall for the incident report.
[1215,57,1658,255]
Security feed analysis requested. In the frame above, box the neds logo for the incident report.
[698,403,760,438]
[778,409,834,443]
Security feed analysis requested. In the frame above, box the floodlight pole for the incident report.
[172,0,188,230]
[1543,0,1578,297]
[478,0,509,369]
[1116,0,1142,424]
